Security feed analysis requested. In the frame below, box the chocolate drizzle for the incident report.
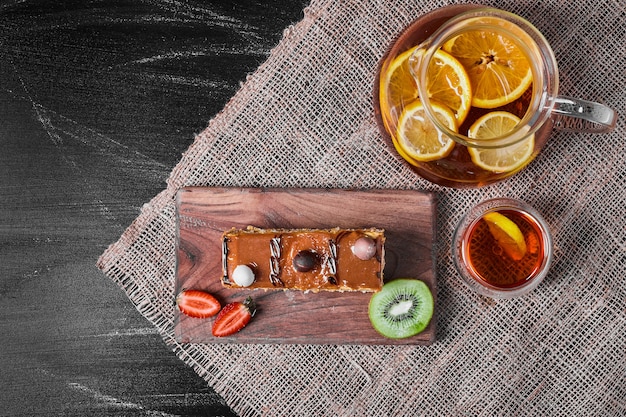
[269,236,284,286]
[326,238,338,285]
[221,236,231,285]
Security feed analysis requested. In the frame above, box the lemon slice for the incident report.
[482,211,527,260]
[467,111,534,172]
[443,25,533,109]
[381,47,471,124]
[396,99,457,162]
[380,46,420,112]
[418,48,472,124]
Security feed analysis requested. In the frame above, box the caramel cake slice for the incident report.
[221,227,385,292]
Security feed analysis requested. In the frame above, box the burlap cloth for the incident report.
[97,0,625,415]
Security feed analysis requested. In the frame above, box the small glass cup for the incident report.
[452,198,553,298]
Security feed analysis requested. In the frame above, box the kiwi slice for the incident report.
[368,279,434,339]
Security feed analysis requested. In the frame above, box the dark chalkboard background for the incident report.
[0,1,308,415]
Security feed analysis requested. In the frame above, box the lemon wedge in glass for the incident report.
[483,211,527,261]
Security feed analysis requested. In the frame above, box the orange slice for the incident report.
[443,24,533,109]
[380,46,420,112]
[467,111,534,173]
[416,48,472,124]
[381,47,472,124]
[482,211,527,260]
[396,99,457,162]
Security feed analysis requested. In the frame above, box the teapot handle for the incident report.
[552,96,617,133]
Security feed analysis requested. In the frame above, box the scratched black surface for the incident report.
[0,1,308,415]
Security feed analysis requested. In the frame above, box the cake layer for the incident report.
[221,227,385,292]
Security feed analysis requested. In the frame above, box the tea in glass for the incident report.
[452,198,552,298]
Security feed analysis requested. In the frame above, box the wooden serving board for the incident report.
[173,187,437,345]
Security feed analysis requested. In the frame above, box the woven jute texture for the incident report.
[97,0,626,415]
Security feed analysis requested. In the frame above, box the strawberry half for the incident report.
[212,297,256,337]
[176,289,221,319]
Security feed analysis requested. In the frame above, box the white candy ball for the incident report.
[232,264,255,287]
[352,236,377,260]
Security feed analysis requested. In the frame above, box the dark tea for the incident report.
[453,199,552,298]
[462,209,545,288]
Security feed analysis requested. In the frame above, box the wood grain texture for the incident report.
[175,187,437,345]
[0,0,307,415]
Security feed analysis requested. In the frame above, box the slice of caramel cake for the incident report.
[221,227,385,292]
